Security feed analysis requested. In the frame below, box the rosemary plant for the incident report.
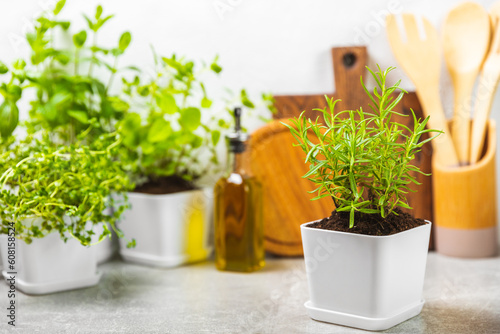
[285,66,440,227]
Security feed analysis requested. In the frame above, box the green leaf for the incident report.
[0,101,19,138]
[349,207,355,228]
[55,53,70,65]
[179,107,201,131]
[191,135,203,148]
[12,59,26,70]
[210,62,222,74]
[95,15,114,31]
[137,86,149,97]
[58,21,70,30]
[68,110,89,124]
[110,48,123,57]
[7,85,22,102]
[211,130,220,146]
[241,89,255,108]
[53,0,66,15]
[201,97,212,108]
[155,93,178,114]
[118,32,132,52]
[147,118,171,143]
[73,30,87,48]
[0,62,7,74]
[83,15,94,31]
[119,113,142,148]
[95,5,103,20]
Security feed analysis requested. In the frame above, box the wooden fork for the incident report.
[386,14,459,167]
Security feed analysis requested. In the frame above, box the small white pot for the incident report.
[118,188,213,268]
[301,220,431,331]
[0,233,100,295]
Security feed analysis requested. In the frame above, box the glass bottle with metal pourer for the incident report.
[214,107,264,272]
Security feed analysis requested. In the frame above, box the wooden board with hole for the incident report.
[251,46,434,256]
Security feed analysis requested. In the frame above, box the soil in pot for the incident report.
[308,208,427,236]
[134,176,197,195]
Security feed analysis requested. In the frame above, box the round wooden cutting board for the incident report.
[249,119,333,256]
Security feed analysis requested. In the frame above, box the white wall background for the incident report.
[1,0,500,241]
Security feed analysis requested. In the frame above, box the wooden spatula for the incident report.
[386,14,459,167]
[443,2,490,165]
[470,2,500,164]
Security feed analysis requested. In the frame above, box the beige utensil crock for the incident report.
[432,120,498,257]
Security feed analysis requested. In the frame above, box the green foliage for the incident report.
[117,54,232,183]
[15,1,133,144]
[0,61,24,140]
[117,53,276,184]
[0,132,134,246]
[285,66,440,228]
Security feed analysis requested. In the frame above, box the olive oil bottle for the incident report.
[214,107,264,272]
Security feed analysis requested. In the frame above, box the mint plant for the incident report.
[117,54,226,184]
[117,53,273,186]
[21,0,132,144]
[0,132,134,246]
[285,66,439,227]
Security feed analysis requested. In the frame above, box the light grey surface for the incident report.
[0,253,499,333]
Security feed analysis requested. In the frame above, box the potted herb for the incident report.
[285,66,435,331]
[114,53,232,267]
[26,0,132,144]
[115,51,274,267]
[0,133,132,294]
[17,0,133,263]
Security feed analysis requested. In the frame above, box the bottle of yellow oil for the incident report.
[214,107,264,272]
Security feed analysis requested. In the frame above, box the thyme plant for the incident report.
[0,132,134,246]
[285,66,439,227]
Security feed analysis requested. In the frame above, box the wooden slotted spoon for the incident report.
[443,2,490,165]
[470,2,500,164]
[386,14,458,167]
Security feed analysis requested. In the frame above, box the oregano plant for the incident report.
[285,66,440,228]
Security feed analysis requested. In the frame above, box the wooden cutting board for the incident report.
[250,46,434,256]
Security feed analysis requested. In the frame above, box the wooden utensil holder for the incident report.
[432,120,498,257]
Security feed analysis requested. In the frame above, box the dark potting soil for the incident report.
[307,208,427,236]
[133,176,197,195]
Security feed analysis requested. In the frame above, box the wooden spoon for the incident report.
[470,2,500,164]
[443,2,490,165]
[386,14,458,167]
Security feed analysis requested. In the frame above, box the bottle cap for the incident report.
[226,107,248,153]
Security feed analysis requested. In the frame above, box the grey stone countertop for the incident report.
[1,252,500,334]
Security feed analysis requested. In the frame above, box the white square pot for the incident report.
[301,221,431,331]
[0,233,100,295]
[118,188,213,268]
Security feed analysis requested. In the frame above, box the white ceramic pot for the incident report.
[118,188,214,268]
[301,221,431,331]
[0,233,100,295]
